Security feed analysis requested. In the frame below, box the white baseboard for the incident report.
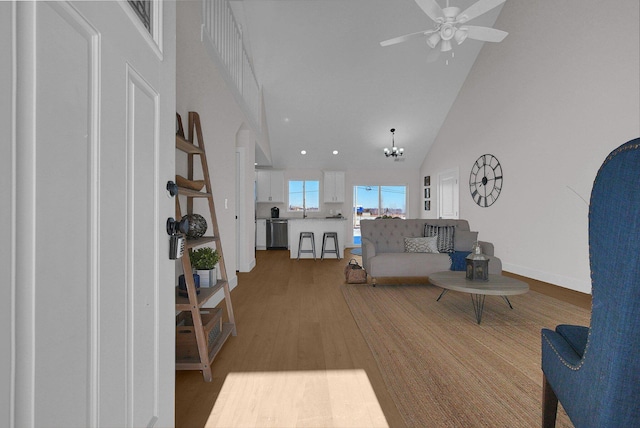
[238,257,256,273]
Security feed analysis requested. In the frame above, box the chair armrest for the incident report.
[555,325,589,358]
[361,238,376,272]
[541,328,583,368]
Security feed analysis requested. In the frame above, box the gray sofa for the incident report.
[360,219,502,285]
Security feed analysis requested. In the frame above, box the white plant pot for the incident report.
[195,266,217,288]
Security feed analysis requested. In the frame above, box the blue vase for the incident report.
[178,273,200,297]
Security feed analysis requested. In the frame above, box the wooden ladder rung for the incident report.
[174,280,229,311]
[184,236,219,250]
[176,134,204,154]
[177,186,211,198]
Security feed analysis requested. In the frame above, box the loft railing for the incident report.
[202,0,261,130]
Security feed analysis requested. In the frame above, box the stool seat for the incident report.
[297,232,316,260]
[321,232,340,260]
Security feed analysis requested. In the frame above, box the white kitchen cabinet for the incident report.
[256,170,270,202]
[256,219,267,250]
[256,170,284,203]
[323,171,345,203]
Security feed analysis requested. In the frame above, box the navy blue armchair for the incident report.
[541,138,640,427]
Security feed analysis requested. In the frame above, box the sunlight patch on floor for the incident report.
[205,369,389,428]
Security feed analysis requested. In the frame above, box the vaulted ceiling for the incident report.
[230,0,504,171]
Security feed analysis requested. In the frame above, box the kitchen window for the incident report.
[288,180,320,213]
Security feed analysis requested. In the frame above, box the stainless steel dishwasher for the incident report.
[266,219,288,249]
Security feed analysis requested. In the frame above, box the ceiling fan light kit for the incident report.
[381,0,508,58]
[454,28,468,44]
[426,32,440,48]
[440,39,453,52]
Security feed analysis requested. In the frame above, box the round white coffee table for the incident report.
[428,271,529,324]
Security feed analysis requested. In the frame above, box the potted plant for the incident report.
[189,247,220,288]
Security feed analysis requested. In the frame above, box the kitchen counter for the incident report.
[288,218,348,259]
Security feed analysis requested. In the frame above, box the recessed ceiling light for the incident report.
[332,150,339,155]
[301,150,307,155]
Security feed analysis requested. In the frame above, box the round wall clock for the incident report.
[469,154,503,207]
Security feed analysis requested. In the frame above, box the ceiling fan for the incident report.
[380,0,508,55]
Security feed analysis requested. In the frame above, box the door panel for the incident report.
[11,1,175,427]
[127,68,160,427]
[33,4,96,426]
[438,169,459,219]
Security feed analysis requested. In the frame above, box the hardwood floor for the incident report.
[175,250,406,427]
[175,249,591,427]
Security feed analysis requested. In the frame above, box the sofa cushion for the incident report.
[450,251,472,271]
[454,230,478,252]
[367,252,452,278]
[404,236,439,253]
[424,225,455,253]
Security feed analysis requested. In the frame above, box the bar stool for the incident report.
[297,232,316,260]
[321,232,340,260]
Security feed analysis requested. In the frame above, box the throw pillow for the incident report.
[450,251,471,271]
[404,236,439,253]
[424,225,455,253]
[454,230,479,252]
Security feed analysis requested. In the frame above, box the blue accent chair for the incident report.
[541,138,640,427]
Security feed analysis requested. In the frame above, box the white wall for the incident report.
[236,128,257,272]
[420,0,640,293]
[176,0,260,301]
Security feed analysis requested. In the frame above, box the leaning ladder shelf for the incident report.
[175,111,236,382]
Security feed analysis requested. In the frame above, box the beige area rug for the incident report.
[342,282,590,428]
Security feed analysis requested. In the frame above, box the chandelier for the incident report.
[383,128,404,158]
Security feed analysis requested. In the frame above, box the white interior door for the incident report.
[438,169,460,219]
[7,1,175,426]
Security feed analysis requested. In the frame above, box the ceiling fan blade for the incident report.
[380,30,434,47]
[457,0,506,23]
[464,25,508,42]
[414,0,444,22]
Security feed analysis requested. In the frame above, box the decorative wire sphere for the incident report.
[184,214,208,239]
